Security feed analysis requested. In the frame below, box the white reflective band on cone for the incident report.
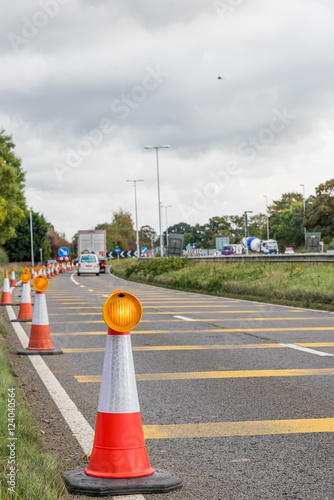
[32,293,49,326]
[21,282,30,303]
[97,335,140,414]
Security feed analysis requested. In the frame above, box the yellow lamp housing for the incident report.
[21,270,31,283]
[33,274,49,292]
[102,290,143,332]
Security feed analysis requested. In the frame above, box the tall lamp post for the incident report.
[144,145,170,257]
[30,208,34,267]
[300,184,306,249]
[244,211,253,255]
[126,179,143,259]
[161,204,172,252]
[263,195,269,240]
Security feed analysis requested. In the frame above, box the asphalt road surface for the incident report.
[11,268,334,500]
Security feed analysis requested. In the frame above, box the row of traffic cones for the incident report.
[3,266,182,495]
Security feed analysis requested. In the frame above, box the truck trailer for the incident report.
[77,230,107,272]
[242,237,278,255]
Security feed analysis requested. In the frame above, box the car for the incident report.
[77,253,100,276]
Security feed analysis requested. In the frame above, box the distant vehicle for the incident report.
[45,260,57,266]
[242,237,278,255]
[77,230,107,273]
[221,245,236,255]
[284,247,294,254]
[77,253,99,276]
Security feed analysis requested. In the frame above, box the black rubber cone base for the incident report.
[17,348,63,356]
[64,468,182,496]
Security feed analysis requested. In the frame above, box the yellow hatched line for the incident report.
[62,342,334,353]
[51,326,334,333]
[74,368,334,383]
[143,305,239,308]
[143,418,334,439]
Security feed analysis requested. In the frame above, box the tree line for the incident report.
[1,127,334,262]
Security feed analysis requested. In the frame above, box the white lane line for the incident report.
[280,343,334,357]
[6,304,94,454]
[173,315,196,322]
[80,285,85,288]
[88,289,94,292]
[7,294,148,500]
[102,294,109,298]
[70,273,79,285]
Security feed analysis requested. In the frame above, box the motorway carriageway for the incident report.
[9,268,334,500]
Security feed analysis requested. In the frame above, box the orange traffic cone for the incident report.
[1,270,12,305]
[17,275,63,355]
[10,268,16,287]
[47,266,51,279]
[12,281,33,322]
[64,290,182,496]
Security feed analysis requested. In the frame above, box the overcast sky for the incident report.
[1,0,334,242]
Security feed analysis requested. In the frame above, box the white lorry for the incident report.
[77,230,107,273]
[242,237,278,255]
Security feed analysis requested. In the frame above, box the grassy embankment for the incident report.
[111,257,334,310]
[0,318,69,500]
[0,265,27,284]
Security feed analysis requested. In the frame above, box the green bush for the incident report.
[0,247,9,266]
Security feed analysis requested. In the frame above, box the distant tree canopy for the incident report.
[4,211,51,262]
[96,209,136,252]
[0,129,27,245]
[303,179,334,243]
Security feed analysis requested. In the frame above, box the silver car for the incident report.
[77,253,99,276]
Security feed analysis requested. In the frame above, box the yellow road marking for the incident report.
[51,326,334,333]
[143,305,240,308]
[143,418,334,439]
[75,368,334,383]
[62,342,334,353]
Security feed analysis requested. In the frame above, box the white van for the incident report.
[77,253,99,276]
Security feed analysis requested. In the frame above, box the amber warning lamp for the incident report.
[33,274,49,292]
[102,290,142,332]
[21,269,31,283]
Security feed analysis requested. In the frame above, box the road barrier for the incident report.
[188,253,334,263]
[64,290,182,496]
[17,275,63,356]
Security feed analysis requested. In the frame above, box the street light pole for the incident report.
[161,204,172,252]
[126,179,143,259]
[244,211,253,256]
[264,195,269,240]
[300,184,306,248]
[30,208,34,268]
[144,145,170,257]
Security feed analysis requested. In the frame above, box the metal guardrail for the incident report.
[188,253,334,263]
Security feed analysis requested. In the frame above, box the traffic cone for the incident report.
[47,266,51,279]
[12,281,33,322]
[64,290,182,496]
[17,275,63,355]
[0,270,12,305]
[10,268,16,287]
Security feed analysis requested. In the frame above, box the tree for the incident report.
[139,225,158,248]
[304,179,334,243]
[0,129,27,244]
[4,211,50,262]
[96,209,136,251]
[271,203,304,250]
[268,192,303,233]
[47,227,70,258]
[248,214,267,239]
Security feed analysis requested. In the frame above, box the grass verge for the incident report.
[0,317,69,500]
[111,258,334,310]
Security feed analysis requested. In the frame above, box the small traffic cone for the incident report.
[10,268,16,287]
[64,290,182,496]
[0,270,13,305]
[12,282,33,322]
[17,275,63,355]
[47,266,51,279]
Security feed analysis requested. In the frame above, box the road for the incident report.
[11,269,334,500]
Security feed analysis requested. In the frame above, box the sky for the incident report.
[1,0,334,242]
